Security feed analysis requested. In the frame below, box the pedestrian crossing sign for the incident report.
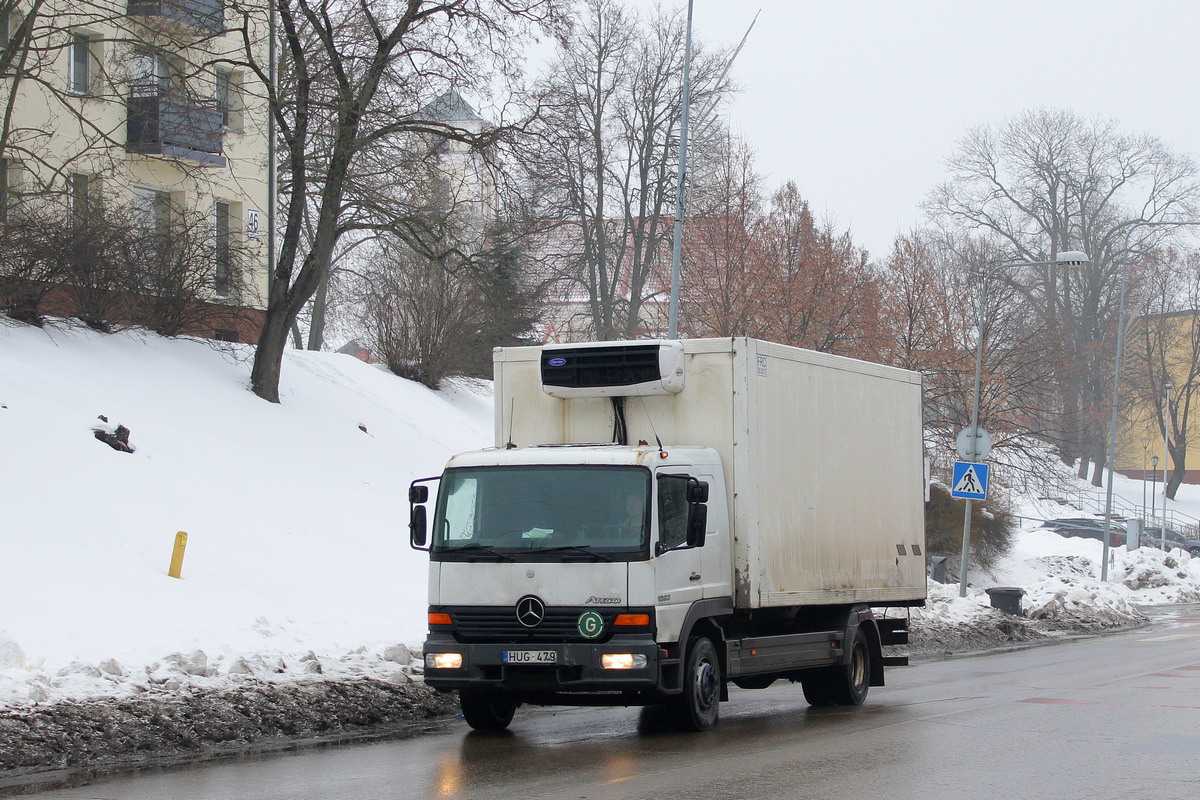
[951,461,989,500]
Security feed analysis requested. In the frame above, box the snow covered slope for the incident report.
[0,322,491,703]
[3,320,1200,709]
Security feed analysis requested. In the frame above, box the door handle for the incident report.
[689,572,701,581]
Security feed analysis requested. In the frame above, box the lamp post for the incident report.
[667,0,694,339]
[1141,435,1151,522]
[1151,454,1159,532]
[1100,222,1200,580]
[1162,382,1172,515]
[958,250,1090,597]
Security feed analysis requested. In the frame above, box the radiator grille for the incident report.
[447,607,618,643]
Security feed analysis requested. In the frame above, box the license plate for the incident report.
[503,650,557,664]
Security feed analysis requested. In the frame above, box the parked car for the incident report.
[1039,517,1127,547]
[1143,526,1200,556]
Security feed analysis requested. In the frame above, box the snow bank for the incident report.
[0,321,491,707]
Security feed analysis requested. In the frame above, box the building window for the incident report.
[214,70,231,127]
[132,49,178,98]
[214,201,232,298]
[132,186,171,236]
[69,33,91,95]
[69,173,92,218]
[213,69,242,130]
[213,329,239,343]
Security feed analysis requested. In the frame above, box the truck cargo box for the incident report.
[494,338,926,610]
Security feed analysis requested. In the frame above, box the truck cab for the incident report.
[412,445,730,728]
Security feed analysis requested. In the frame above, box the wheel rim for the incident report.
[694,657,718,711]
[850,643,867,691]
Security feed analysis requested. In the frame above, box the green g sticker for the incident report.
[577,611,604,639]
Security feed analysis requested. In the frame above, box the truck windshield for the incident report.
[432,465,651,561]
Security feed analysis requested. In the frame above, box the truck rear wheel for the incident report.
[802,627,871,707]
[672,636,721,731]
[459,689,517,731]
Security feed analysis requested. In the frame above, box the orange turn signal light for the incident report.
[428,612,453,626]
[614,613,651,627]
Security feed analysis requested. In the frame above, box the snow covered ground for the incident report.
[0,321,492,706]
[3,319,1200,709]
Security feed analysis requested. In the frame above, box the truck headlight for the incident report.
[425,652,463,669]
[601,653,647,670]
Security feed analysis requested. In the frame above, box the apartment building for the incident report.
[1,0,270,341]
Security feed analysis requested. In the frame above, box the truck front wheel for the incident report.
[673,636,721,731]
[459,689,518,731]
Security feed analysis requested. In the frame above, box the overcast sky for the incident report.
[683,0,1200,258]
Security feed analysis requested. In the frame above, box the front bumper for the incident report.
[422,634,661,693]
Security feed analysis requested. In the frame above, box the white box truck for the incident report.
[410,338,926,731]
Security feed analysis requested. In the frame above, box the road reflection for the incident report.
[427,694,911,798]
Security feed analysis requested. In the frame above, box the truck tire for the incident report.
[828,627,871,706]
[732,675,776,690]
[800,674,833,707]
[673,636,721,731]
[459,689,517,732]
[801,628,871,707]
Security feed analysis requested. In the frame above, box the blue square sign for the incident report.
[951,461,989,500]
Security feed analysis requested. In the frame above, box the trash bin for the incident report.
[929,556,948,584]
[985,587,1025,616]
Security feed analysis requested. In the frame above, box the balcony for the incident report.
[127,93,226,167]
[128,0,225,35]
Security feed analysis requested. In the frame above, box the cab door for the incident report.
[653,471,703,643]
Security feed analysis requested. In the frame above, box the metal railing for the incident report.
[127,93,226,167]
[128,0,225,35]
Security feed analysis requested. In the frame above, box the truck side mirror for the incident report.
[409,485,429,504]
[686,504,708,548]
[410,505,428,549]
[687,480,709,503]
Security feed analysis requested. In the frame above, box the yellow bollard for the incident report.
[168,531,188,579]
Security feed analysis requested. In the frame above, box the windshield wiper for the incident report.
[445,543,514,562]
[535,544,614,562]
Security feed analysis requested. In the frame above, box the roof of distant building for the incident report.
[421,90,485,123]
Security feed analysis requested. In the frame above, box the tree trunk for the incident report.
[307,272,328,351]
[1091,438,1105,488]
[251,306,293,403]
[1166,442,1186,500]
[1077,457,1089,480]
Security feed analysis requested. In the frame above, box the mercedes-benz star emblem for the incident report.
[516,595,546,628]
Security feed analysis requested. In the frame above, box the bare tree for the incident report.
[926,108,1200,484]
[229,0,561,402]
[756,181,880,359]
[1126,248,1200,499]
[522,0,731,341]
[678,134,766,338]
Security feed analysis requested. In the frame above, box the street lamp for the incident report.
[1100,222,1200,580]
[958,250,1090,597]
[1141,435,1151,522]
[1150,454,1159,531]
[1162,382,1172,517]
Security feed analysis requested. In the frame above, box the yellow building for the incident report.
[1115,310,1200,485]
[1,1,270,341]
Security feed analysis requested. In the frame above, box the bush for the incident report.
[0,197,255,335]
[925,481,1016,576]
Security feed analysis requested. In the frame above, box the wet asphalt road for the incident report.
[35,605,1200,800]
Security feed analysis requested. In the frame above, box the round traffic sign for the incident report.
[956,427,992,461]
